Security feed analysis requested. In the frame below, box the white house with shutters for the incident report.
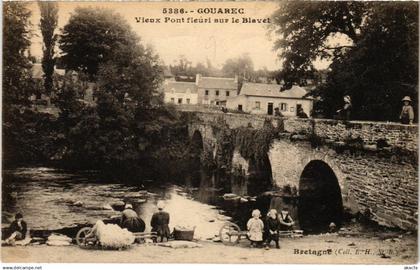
[163,81,198,105]
[226,82,313,116]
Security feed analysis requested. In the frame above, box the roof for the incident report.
[164,81,197,93]
[55,69,66,76]
[197,76,237,89]
[240,83,311,99]
[31,63,66,79]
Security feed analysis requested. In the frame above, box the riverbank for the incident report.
[2,233,417,264]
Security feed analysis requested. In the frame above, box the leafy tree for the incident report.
[59,7,139,79]
[271,2,418,121]
[271,1,367,88]
[3,2,33,106]
[313,3,418,120]
[39,2,59,95]
[222,54,254,80]
[56,10,166,175]
[170,56,223,81]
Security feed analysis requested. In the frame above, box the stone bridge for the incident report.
[184,111,418,232]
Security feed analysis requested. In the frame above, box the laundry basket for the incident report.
[173,226,195,241]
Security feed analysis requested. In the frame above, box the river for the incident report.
[2,167,272,240]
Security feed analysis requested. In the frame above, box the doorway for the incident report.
[267,102,273,115]
[296,104,302,115]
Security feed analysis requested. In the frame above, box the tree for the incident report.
[313,3,418,121]
[270,1,367,88]
[3,2,33,106]
[56,11,165,174]
[170,55,194,81]
[59,8,139,79]
[39,2,59,95]
[222,54,254,80]
[169,55,223,81]
[271,2,418,121]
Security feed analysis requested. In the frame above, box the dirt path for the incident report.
[2,234,417,264]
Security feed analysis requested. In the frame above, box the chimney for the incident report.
[195,74,201,86]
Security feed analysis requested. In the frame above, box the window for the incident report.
[216,101,219,105]
[205,90,209,96]
[238,104,243,111]
[226,91,230,97]
[170,98,175,103]
[280,103,288,111]
[216,90,219,96]
[186,98,190,104]
[255,101,261,109]
[178,98,183,104]
[290,107,294,112]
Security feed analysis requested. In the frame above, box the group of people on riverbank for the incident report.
[3,201,171,246]
[5,205,294,250]
[247,208,294,250]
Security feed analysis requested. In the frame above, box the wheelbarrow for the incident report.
[75,226,157,249]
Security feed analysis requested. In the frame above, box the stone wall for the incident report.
[312,119,418,152]
[188,112,418,152]
[189,111,279,129]
[268,139,418,230]
[187,111,418,230]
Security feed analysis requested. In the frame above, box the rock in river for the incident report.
[72,201,84,207]
[222,193,240,200]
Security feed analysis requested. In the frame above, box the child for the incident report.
[279,207,295,231]
[400,96,414,125]
[247,209,264,248]
[265,209,281,249]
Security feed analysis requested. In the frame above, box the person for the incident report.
[297,107,309,118]
[85,220,135,249]
[120,204,145,233]
[279,208,295,231]
[247,209,264,248]
[151,201,170,242]
[4,213,27,245]
[264,209,281,249]
[336,95,352,121]
[274,107,284,117]
[329,222,337,233]
[399,96,414,125]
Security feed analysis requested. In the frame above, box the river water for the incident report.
[2,167,272,240]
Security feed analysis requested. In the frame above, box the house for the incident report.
[226,82,313,116]
[30,63,67,104]
[30,64,97,115]
[163,80,198,105]
[196,74,238,106]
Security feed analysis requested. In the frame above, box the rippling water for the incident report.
[2,167,270,240]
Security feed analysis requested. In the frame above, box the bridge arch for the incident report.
[298,160,343,233]
[268,140,348,195]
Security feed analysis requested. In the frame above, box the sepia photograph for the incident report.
[1,0,418,267]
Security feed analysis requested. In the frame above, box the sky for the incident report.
[28,1,284,70]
